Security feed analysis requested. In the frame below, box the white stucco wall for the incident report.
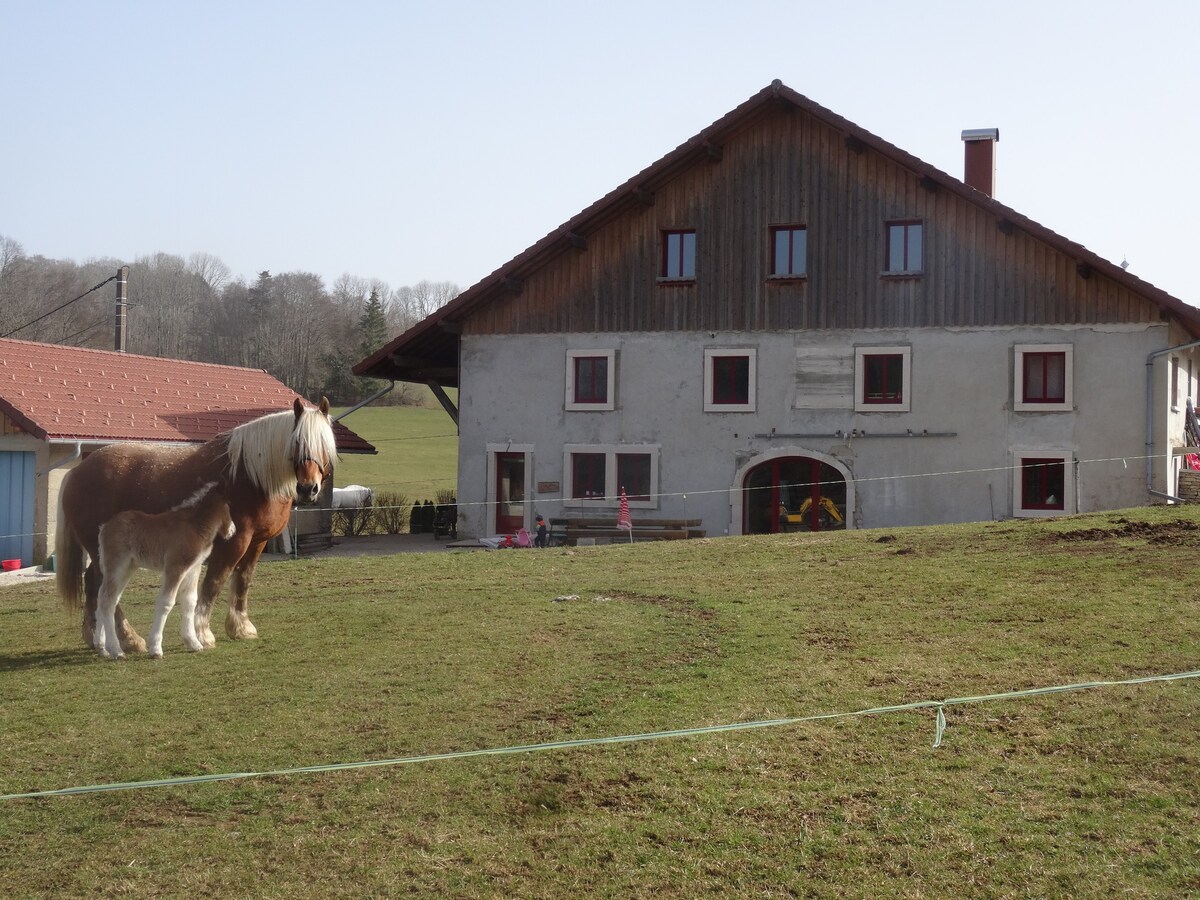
[454,323,1182,538]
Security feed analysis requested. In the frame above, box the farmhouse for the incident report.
[354,80,1200,540]
[0,337,374,565]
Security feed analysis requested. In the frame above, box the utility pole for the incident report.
[114,265,129,352]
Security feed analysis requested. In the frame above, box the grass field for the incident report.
[331,403,458,503]
[2,506,1200,897]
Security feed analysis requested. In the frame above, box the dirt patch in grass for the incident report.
[1047,517,1200,546]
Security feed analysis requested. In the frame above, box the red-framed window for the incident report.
[885,220,923,273]
[565,444,661,509]
[571,453,606,500]
[770,225,807,277]
[1022,352,1067,404]
[617,453,652,503]
[862,353,904,404]
[573,355,608,404]
[710,354,750,405]
[661,230,696,280]
[1021,458,1066,510]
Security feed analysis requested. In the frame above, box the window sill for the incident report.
[657,277,696,286]
[767,274,808,283]
[565,403,615,412]
[1014,404,1073,413]
[880,271,923,279]
[854,404,910,413]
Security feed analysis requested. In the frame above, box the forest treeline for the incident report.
[0,234,459,405]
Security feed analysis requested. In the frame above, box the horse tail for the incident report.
[55,476,86,613]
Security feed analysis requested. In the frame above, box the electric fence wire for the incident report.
[0,450,1176,546]
[2,668,1196,801]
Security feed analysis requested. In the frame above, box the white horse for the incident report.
[94,482,236,659]
[332,484,373,508]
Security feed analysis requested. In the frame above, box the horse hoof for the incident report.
[121,639,147,654]
[225,610,258,641]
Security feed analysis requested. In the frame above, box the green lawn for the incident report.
[332,402,458,504]
[2,506,1200,897]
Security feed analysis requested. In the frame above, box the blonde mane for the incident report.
[226,407,338,500]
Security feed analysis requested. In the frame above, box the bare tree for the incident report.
[273,271,337,397]
[126,252,216,359]
[394,279,460,330]
[2,253,116,346]
[0,234,23,273]
[187,252,232,293]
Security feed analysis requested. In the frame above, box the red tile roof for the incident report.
[0,337,374,453]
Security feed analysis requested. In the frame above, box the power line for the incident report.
[2,273,119,339]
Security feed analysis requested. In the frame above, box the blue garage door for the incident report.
[0,451,36,565]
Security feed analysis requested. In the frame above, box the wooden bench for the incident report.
[562,518,704,545]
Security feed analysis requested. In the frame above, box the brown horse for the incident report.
[57,397,337,653]
[95,481,236,659]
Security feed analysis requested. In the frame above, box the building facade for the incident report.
[356,81,1200,540]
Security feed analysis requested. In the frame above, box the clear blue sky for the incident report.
[3,1,1198,304]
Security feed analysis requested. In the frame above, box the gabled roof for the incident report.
[355,79,1200,385]
[0,337,375,453]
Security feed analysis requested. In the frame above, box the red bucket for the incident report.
[1,559,20,571]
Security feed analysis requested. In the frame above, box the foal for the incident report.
[94,482,236,659]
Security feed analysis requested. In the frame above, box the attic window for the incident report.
[660,230,696,281]
[884,220,923,275]
[770,225,807,278]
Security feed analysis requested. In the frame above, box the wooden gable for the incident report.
[468,103,1159,338]
[354,80,1200,387]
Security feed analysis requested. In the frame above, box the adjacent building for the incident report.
[0,337,373,564]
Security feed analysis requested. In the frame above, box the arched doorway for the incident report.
[740,454,849,535]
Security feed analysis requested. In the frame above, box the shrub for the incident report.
[374,492,411,534]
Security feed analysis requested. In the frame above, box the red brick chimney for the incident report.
[961,128,999,197]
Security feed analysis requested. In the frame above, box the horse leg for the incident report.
[89,557,148,654]
[177,564,204,652]
[96,565,132,660]
[83,562,101,649]
[225,540,268,641]
[146,567,186,659]
[196,538,244,649]
[113,602,148,655]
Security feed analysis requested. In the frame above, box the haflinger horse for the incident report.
[95,481,236,659]
[57,397,337,654]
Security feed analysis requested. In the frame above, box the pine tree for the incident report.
[355,289,391,401]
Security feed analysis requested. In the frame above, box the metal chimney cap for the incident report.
[962,128,1000,142]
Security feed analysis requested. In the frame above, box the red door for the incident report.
[495,452,526,534]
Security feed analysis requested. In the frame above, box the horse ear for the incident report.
[319,396,330,416]
[293,397,304,421]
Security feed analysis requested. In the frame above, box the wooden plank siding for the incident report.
[465,105,1159,340]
